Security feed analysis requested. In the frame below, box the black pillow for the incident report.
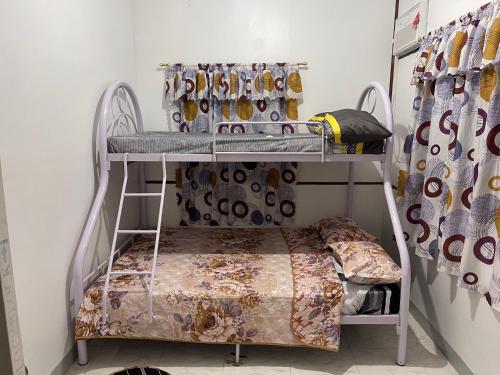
[308,109,392,144]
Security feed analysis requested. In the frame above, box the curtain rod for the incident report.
[158,62,308,70]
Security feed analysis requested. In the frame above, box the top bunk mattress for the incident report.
[107,132,385,155]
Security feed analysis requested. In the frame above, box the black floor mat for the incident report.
[111,368,170,375]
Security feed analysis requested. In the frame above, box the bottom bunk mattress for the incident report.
[75,227,399,350]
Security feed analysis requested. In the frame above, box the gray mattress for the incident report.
[107,131,384,154]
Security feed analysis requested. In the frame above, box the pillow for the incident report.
[329,241,401,284]
[312,217,378,244]
[308,109,392,144]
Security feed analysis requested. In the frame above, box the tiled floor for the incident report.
[67,313,458,375]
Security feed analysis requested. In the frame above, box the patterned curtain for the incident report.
[397,2,500,311]
[164,63,303,226]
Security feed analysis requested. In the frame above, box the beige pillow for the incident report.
[329,241,401,284]
[312,217,378,244]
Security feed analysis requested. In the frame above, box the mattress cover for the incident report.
[76,227,344,351]
[107,131,384,154]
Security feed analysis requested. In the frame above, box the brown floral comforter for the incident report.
[75,227,344,350]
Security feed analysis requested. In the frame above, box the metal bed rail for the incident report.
[212,120,325,161]
[106,152,387,163]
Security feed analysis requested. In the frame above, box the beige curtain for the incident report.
[397,2,500,311]
[164,63,303,226]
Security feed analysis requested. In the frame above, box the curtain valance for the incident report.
[412,2,500,84]
[164,63,303,102]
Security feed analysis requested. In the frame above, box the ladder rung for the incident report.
[124,193,162,197]
[110,270,151,276]
[102,155,166,325]
[117,229,158,234]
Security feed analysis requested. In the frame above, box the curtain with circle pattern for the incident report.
[164,63,303,226]
[397,2,500,311]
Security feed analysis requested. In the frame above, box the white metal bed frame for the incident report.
[72,81,411,367]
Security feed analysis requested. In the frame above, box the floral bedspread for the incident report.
[75,227,344,350]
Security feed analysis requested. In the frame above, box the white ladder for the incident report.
[102,153,167,324]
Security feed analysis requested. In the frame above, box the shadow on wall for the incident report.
[64,87,141,356]
[64,90,110,355]
[413,253,500,322]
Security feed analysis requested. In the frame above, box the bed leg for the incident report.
[396,318,408,366]
[235,344,240,364]
[77,340,88,366]
[227,344,244,366]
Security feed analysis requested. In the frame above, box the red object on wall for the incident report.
[412,11,421,29]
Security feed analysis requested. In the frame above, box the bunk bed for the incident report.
[72,81,411,367]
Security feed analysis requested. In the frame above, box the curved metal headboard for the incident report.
[98,81,143,171]
[356,81,394,134]
[356,81,394,165]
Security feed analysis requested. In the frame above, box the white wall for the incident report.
[388,1,500,374]
[130,0,396,236]
[398,0,422,15]
[0,1,138,374]
[398,0,487,30]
